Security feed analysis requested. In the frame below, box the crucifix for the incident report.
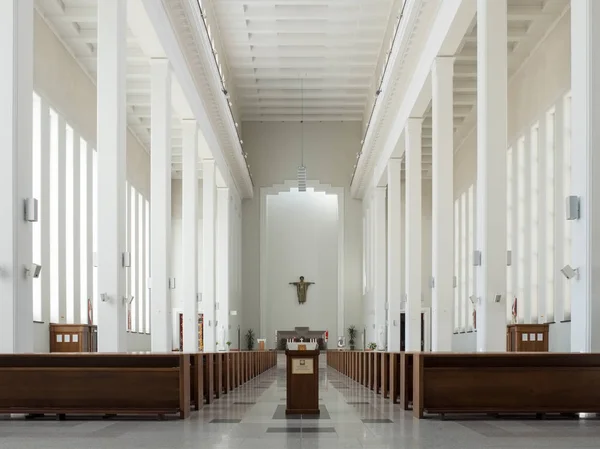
[289,276,314,305]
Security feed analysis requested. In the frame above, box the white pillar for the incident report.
[571,0,600,352]
[96,0,127,352]
[203,159,217,352]
[405,118,422,351]
[150,58,172,352]
[216,187,230,351]
[40,100,51,326]
[0,0,34,353]
[372,187,387,349]
[387,159,402,352]
[431,56,455,351]
[182,120,199,353]
[475,0,507,352]
[86,140,94,324]
[58,117,67,323]
[72,133,81,324]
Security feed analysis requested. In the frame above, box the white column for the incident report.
[203,159,217,352]
[571,0,600,352]
[72,133,81,324]
[96,0,127,352]
[387,159,402,351]
[431,56,455,351]
[405,118,422,351]
[216,187,230,351]
[475,0,507,352]
[182,120,199,352]
[373,187,387,349]
[0,0,34,353]
[40,100,51,326]
[86,141,94,324]
[58,117,67,323]
[150,58,172,352]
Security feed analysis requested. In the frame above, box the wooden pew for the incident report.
[380,352,390,398]
[413,353,600,419]
[190,353,204,410]
[203,353,214,404]
[400,353,413,410]
[0,353,190,419]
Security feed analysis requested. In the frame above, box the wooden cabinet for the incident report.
[49,324,97,353]
[506,324,549,352]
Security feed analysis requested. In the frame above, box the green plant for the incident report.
[368,342,377,351]
[347,325,357,350]
[277,338,287,350]
[226,341,232,349]
[245,329,255,351]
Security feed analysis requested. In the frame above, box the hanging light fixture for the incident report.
[297,77,306,192]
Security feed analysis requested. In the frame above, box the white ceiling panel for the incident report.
[208,0,395,121]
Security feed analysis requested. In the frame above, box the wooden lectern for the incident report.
[285,349,320,415]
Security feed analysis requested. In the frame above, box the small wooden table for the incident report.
[285,349,319,415]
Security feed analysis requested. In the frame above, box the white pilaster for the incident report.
[405,118,422,351]
[150,58,172,352]
[372,187,387,350]
[571,0,600,352]
[203,159,217,352]
[475,0,507,352]
[387,159,402,352]
[86,141,94,324]
[216,187,230,351]
[72,133,81,324]
[0,0,34,353]
[182,120,199,353]
[40,100,51,326]
[96,0,127,352]
[58,117,66,323]
[431,56,455,351]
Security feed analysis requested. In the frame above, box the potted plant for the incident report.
[245,329,255,351]
[226,341,232,351]
[277,338,287,350]
[367,342,377,351]
[347,325,357,350]
[317,337,326,351]
[215,342,219,351]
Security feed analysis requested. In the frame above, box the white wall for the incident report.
[265,190,339,345]
[242,122,363,344]
[34,13,151,351]
[452,10,571,352]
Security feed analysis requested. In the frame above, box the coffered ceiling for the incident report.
[207,0,397,122]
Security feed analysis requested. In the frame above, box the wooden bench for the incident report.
[0,353,190,419]
[413,353,600,419]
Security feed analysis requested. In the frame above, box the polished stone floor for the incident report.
[2,358,600,449]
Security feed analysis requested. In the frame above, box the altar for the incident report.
[277,327,326,344]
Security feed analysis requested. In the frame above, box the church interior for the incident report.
[2,0,600,447]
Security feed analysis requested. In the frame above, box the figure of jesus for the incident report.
[289,276,314,305]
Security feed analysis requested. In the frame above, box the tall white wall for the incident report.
[451,10,571,352]
[33,12,151,350]
[265,190,338,344]
[242,122,363,344]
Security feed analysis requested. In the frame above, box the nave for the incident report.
[2,356,600,449]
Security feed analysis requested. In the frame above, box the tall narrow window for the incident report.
[460,192,467,331]
[467,185,475,330]
[563,93,572,320]
[80,139,88,324]
[517,136,526,323]
[530,124,539,323]
[454,199,459,331]
[49,109,60,323]
[145,199,151,332]
[65,125,74,323]
[506,146,514,323]
[92,149,98,324]
[32,93,42,322]
[545,109,556,322]
[138,192,145,332]
[125,182,130,331]
[362,216,367,295]
[130,187,137,332]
